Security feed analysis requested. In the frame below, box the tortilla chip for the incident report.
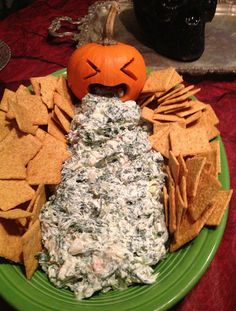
[0,150,26,179]
[159,85,193,103]
[140,94,156,108]
[0,209,32,219]
[170,126,211,157]
[158,84,185,102]
[169,184,177,235]
[0,111,12,142]
[142,68,177,93]
[0,126,21,150]
[165,165,175,190]
[153,113,183,122]
[29,185,46,225]
[0,219,24,263]
[163,185,169,228]
[204,160,213,174]
[18,93,48,125]
[155,101,191,114]
[166,69,183,90]
[48,113,67,144]
[170,203,215,252]
[177,153,188,180]
[185,111,202,126]
[161,68,176,90]
[151,126,171,158]
[138,92,154,101]
[51,109,61,125]
[204,104,219,125]
[0,89,16,112]
[53,105,72,133]
[1,132,42,166]
[207,124,220,141]
[9,101,38,135]
[22,219,42,279]
[18,185,42,227]
[153,120,186,134]
[188,171,221,221]
[197,149,219,177]
[186,157,206,198]
[175,185,187,232]
[169,150,179,184]
[27,133,70,185]
[5,94,17,120]
[26,155,62,185]
[203,120,220,141]
[30,77,41,96]
[39,75,59,109]
[55,75,71,99]
[53,92,75,118]
[180,175,187,205]
[210,140,221,174]
[160,88,201,106]
[153,122,170,134]
[206,190,233,226]
[0,180,35,211]
[141,70,162,93]
[43,133,69,158]
[18,134,42,165]
[141,107,154,123]
[35,128,47,143]
[16,85,30,96]
[175,101,206,118]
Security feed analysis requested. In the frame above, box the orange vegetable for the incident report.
[67,2,146,102]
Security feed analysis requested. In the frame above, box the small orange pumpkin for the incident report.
[67,2,146,102]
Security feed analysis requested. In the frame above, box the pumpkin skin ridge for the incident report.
[67,42,146,102]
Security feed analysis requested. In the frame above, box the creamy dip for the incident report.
[39,94,168,300]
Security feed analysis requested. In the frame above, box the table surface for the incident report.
[0,1,236,311]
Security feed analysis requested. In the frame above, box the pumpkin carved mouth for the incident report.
[89,83,127,98]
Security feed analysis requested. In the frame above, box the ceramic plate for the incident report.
[0,69,230,311]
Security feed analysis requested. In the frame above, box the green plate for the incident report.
[0,69,231,311]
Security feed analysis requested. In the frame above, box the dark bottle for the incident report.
[133,0,217,61]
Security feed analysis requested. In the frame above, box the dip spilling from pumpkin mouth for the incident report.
[89,83,127,98]
[39,94,168,300]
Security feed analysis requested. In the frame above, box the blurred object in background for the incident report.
[0,0,35,19]
[0,40,11,70]
[133,0,217,62]
[217,0,236,15]
[47,0,236,74]
[48,0,133,46]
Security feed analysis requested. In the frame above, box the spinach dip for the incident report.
[39,94,168,300]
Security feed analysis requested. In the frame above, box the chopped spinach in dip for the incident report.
[39,94,169,300]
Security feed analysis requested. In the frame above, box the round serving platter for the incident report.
[0,68,230,311]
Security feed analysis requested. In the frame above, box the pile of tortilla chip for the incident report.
[139,67,233,251]
[0,74,75,278]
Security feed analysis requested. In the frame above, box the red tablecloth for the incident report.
[0,1,236,310]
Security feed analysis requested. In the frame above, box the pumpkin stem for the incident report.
[102,1,119,45]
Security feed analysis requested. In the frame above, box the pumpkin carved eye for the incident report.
[84,60,101,80]
[120,58,137,81]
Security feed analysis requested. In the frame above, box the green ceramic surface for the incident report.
[0,69,230,311]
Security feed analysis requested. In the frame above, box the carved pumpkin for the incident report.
[67,2,146,102]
